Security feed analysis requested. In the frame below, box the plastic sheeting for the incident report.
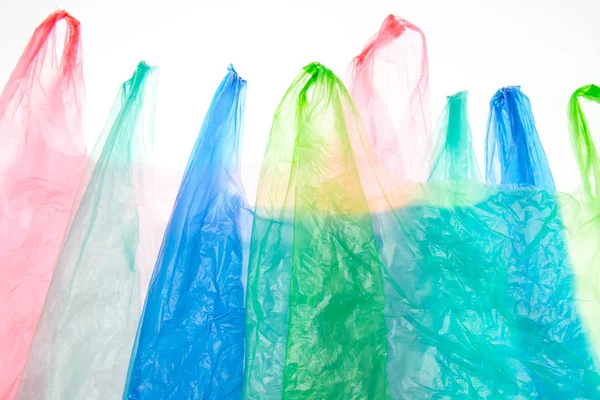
[0,11,86,400]
[124,64,248,400]
[243,62,389,399]
[485,86,555,191]
[17,61,158,400]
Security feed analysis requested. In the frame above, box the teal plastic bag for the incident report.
[428,91,480,182]
[372,90,599,398]
[17,62,158,400]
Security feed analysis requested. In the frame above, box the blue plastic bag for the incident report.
[123,65,248,400]
[485,86,555,191]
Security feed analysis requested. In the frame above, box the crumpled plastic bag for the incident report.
[17,61,158,400]
[0,11,86,399]
[243,62,389,399]
[344,14,599,396]
[367,89,599,398]
[486,86,556,191]
[123,64,249,400]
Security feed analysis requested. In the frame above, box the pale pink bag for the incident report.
[0,10,86,399]
[346,15,432,183]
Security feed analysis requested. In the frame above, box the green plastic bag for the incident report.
[560,84,600,369]
[17,62,158,400]
[243,63,389,399]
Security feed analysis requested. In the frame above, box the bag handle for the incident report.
[351,15,426,74]
[346,15,431,181]
[485,86,556,191]
[569,84,600,199]
[428,91,481,182]
[0,10,81,108]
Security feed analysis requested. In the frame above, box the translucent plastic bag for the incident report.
[0,11,86,399]
[243,63,389,399]
[560,84,600,369]
[346,14,431,182]
[17,61,158,400]
[486,86,555,191]
[370,90,599,398]
[428,91,481,182]
[124,64,248,400]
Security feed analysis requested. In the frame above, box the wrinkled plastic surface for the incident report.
[370,89,599,397]
[0,11,86,399]
[485,86,555,191]
[17,62,158,400]
[243,63,389,399]
[346,15,431,182]
[124,64,248,400]
[379,188,599,398]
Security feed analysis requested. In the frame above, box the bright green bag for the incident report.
[560,84,600,369]
[243,63,389,399]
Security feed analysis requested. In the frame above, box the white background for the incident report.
[1,0,599,203]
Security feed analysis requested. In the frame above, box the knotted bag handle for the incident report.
[346,15,431,181]
[0,10,82,116]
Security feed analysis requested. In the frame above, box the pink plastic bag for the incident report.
[0,10,86,399]
[346,15,431,183]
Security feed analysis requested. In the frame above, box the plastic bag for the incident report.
[560,84,600,369]
[428,91,481,182]
[369,90,599,397]
[17,61,158,400]
[124,64,248,400]
[0,11,86,399]
[243,63,389,399]
[485,86,555,191]
[346,14,431,182]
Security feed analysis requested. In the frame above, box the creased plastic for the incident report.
[0,11,86,399]
[17,61,158,400]
[369,90,599,397]
[124,64,248,400]
[485,86,555,191]
[346,14,431,182]
[344,14,600,396]
[243,63,389,399]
